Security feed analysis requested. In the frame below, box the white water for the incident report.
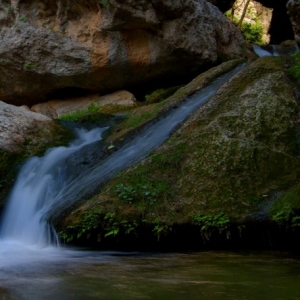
[0,127,107,251]
[252,45,273,57]
[0,64,245,270]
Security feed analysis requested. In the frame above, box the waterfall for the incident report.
[0,63,246,250]
[252,45,273,57]
[0,127,107,248]
[253,44,299,57]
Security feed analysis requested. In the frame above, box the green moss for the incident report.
[270,183,300,227]
[145,86,181,104]
[58,57,300,244]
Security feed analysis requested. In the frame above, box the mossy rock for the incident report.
[58,57,300,244]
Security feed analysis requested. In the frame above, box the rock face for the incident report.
[59,57,300,245]
[31,90,136,118]
[0,0,244,106]
[0,101,55,151]
[287,0,300,43]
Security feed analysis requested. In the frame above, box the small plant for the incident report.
[288,51,300,81]
[18,15,27,22]
[59,209,102,243]
[240,22,263,45]
[23,62,31,69]
[271,203,293,225]
[152,218,170,240]
[114,182,166,206]
[115,184,137,203]
[192,212,230,232]
[60,101,101,121]
[225,14,263,45]
[104,212,119,237]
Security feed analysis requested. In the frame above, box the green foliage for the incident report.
[270,183,300,228]
[192,212,230,232]
[225,14,263,45]
[152,218,170,240]
[240,22,263,44]
[104,212,119,237]
[104,212,138,237]
[59,210,140,242]
[60,102,101,121]
[271,203,300,228]
[272,203,293,224]
[23,61,41,70]
[115,182,165,206]
[59,209,102,243]
[23,62,31,69]
[288,51,300,81]
[18,15,26,22]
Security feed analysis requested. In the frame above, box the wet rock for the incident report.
[0,0,244,106]
[67,57,300,231]
[31,90,137,119]
[0,101,57,152]
[287,0,300,43]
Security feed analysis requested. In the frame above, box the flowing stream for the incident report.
[2,63,300,298]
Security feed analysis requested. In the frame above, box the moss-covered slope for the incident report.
[58,57,300,247]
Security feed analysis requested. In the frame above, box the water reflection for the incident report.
[1,250,300,300]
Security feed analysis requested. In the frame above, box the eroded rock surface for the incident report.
[60,57,300,243]
[287,0,300,43]
[31,90,136,118]
[0,101,56,151]
[0,0,244,105]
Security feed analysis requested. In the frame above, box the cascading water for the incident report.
[0,127,107,249]
[0,63,245,255]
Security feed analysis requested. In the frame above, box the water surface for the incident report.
[1,250,300,300]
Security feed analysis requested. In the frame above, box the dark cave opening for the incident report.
[214,0,295,44]
[264,0,295,44]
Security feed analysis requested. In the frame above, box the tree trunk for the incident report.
[238,0,251,28]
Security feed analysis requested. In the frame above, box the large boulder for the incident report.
[0,0,244,106]
[57,57,300,245]
[31,90,137,118]
[287,0,300,43]
[0,101,61,152]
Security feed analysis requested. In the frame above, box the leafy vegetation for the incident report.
[224,12,263,45]
[115,183,163,206]
[18,15,26,22]
[288,51,300,81]
[270,183,300,228]
[240,22,263,44]
[59,209,102,243]
[192,212,230,232]
[60,102,101,122]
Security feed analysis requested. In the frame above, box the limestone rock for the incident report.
[0,101,54,151]
[287,0,300,43]
[0,0,244,106]
[77,57,300,226]
[31,90,136,119]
